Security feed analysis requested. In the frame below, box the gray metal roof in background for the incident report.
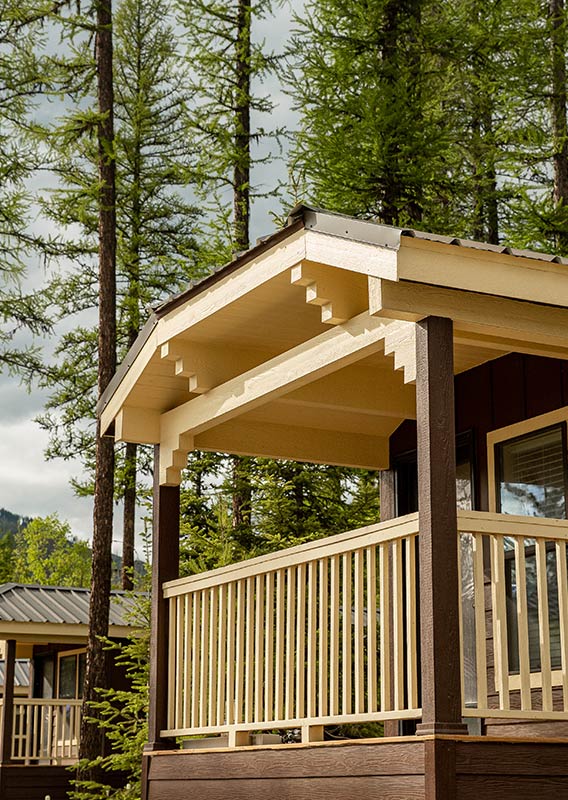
[0,660,29,687]
[0,584,140,628]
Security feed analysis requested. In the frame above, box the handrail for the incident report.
[162,512,421,743]
[164,512,419,596]
[11,697,82,763]
[458,512,568,721]
[13,698,82,707]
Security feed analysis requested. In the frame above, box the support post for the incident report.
[380,470,399,738]
[0,639,16,764]
[415,317,466,738]
[145,445,180,752]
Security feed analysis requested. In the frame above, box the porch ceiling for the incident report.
[97,206,568,485]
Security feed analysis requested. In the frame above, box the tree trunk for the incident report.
[122,441,137,589]
[550,0,568,251]
[79,0,116,776]
[230,0,252,539]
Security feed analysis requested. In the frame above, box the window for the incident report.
[490,414,568,675]
[57,650,86,699]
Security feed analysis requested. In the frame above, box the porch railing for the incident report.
[162,513,421,743]
[10,698,82,763]
[459,510,568,721]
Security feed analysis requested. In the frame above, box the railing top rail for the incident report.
[13,698,83,706]
[163,512,419,597]
[458,509,568,539]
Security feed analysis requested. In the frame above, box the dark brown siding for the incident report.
[147,741,426,800]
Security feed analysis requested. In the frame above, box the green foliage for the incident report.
[69,592,150,800]
[12,513,91,586]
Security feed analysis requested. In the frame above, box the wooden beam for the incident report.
[160,341,273,395]
[286,366,416,420]
[158,313,405,484]
[0,640,15,763]
[370,278,568,355]
[194,419,390,471]
[245,400,403,437]
[115,407,161,444]
[290,262,368,324]
[415,317,467,737]
[146,446,180,751]
[398,234,568,307]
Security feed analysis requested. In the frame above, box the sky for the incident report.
[0,2,297,558]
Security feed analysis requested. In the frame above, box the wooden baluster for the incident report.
[514,537,531,711]
[235,580,245,724]
[199,589,210,728]
[183,593,193,729]
[556,540,568,711]
[330,555,340,716]
[392,539,404,711]
[245,576,255,723]
[379,543,391,713]
[490,535,510,711]
[264,572,275,722]
[354,549,365,714]
[318,558,329,718]
[366,547,378,714]
[254,575,264,723]
[226,582,236,725]
[175,596,184,729]
[307,561,318,720]
[217,585,227,727]
[285,567,296,720]
[296,563,306,720]
[406,535,418,710]
[208,587,218,727]
[536,538,553,712]
[275,569,285,721]
[191,591,201,729]
[342,552,352,715]
[472,533,487,711]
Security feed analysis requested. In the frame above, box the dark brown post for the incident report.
[380,470,399,738]
[146,445,180,753]
[415,317,466,739]
[0,640,16,764]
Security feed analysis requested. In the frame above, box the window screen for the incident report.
[497,425,567,518]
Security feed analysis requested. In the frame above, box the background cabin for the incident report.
[99,205,568,799]
[0,583,138,800]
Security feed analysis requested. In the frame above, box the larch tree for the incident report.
[177,0,283,545]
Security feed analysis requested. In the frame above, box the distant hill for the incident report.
[0,509,31,539]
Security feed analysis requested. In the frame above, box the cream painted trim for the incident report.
[509,669,565,691]
[486,406,568,512]
[398,236,568,307]
[158,314,410,484]
[56,647,86,699]
[164,513,419,596]
[0,622,136,643]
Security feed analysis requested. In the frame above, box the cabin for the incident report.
[99,205,568,799]
[0,583,138,799]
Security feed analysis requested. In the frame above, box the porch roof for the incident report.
[97,205,568,485]
[0,584,140,644]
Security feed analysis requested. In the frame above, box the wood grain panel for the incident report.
[457,776,568,800]
[148,742,425,780]
[148,776,425,800]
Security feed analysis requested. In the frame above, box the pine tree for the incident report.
[0,0,53,379]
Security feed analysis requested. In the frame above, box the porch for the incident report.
[96,206,568,798]
[161,511,568,746]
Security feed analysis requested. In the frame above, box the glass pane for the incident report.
[498,426,566,518]
[456,459,473,511]
[58,655,77,699]
[78,653,86,699]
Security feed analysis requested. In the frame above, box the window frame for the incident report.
[487,407,568,689]
[56,648,86,700]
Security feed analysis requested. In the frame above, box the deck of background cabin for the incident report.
[144,736,568,800]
